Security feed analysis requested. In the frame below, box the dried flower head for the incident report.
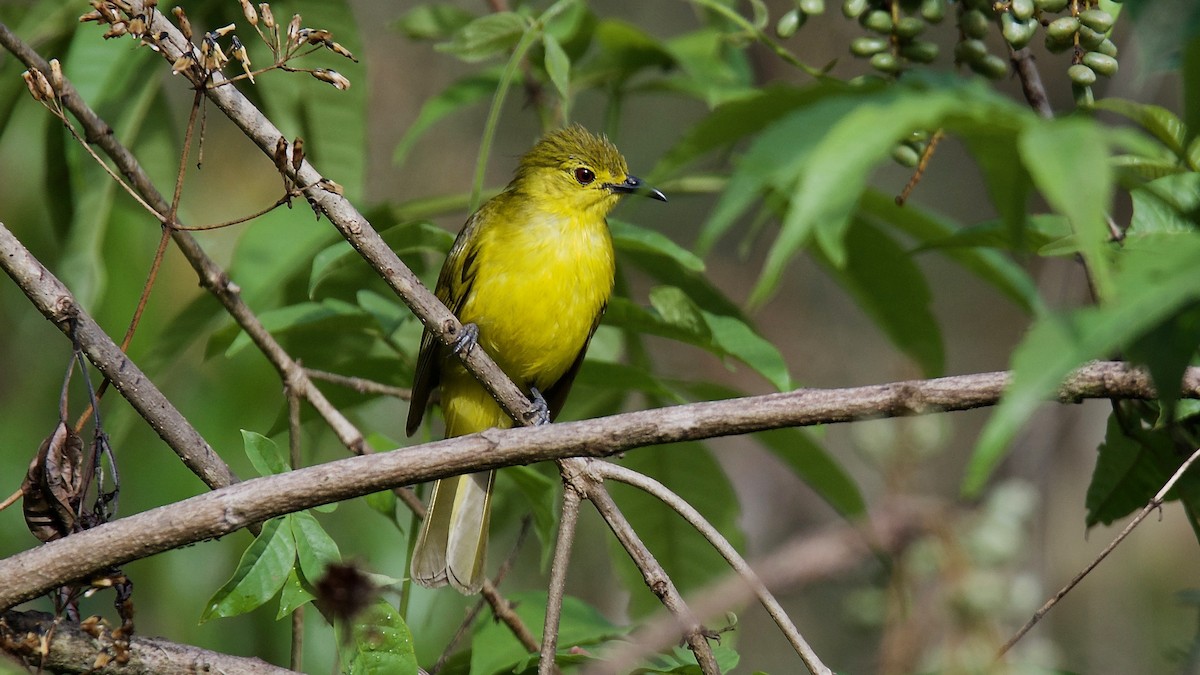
[310,68,350,90]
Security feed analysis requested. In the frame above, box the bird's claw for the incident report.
[524,386,551,426]
[452,322,479,356]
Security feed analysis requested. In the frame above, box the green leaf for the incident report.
[470,592,623,675]
[276,567,316,619]
[1086,405,1200,529]
[290,511,341,584]
[608,442,743,617]
[543,33,571,109]
[394,3,475,41]
[606,289,790,390]
[590,18,675,81]
[241,429,290,476]
[755,428,866,517]
[391,71,500,168]
[634,644,741,674]
[1094,98,1189,163]
[436,11,529,62]
[1018,118,1115,299]
[911,214,1070,253]
[967,232,1200,495]
[822,219,943,377]
[1111,155,1190,182]
[1129,172,1200,235]
[343,601,418,675]
[201,518,296,622]
[216,299,371,358]
[611,220,705,273]
[309,220,452,298]
[500,466,559,569]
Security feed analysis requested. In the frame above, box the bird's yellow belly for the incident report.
[442,215,614,436]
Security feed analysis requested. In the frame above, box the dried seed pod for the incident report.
[310,68,350,90]
[127,14,146,37]
[259,3,275,29]
[213,22,236,37]
[22,70,44,102]
[239,0,258,25]
[273,136,289,175]
[286,13,302,45]
[851,36,890,56]
[171,53,194,75]
[961,10,990,39]
[48,59,63,91]
[319,178,343,195]
[1082,51,1118,77]
[79,9,104,23]
[329,42,357,62]
[1067,63,1096,86]
[103,21,129,39]
[291,137,304,171]
[1079,8,1114,33]
[172,6,192,41]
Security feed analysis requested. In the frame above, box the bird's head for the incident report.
[510,125,666,219]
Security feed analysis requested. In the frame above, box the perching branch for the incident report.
[0,357,1194,611]
[0,609,297,675]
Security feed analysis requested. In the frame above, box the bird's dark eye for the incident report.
[574,167,595,186]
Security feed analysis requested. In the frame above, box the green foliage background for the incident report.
[1,0,1200,672]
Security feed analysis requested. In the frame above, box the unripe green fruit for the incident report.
[920,0,945,23]
[1096,38,1118,57]
[1077,25,1105,50]
[1044,33,1073,53]
[870,51,902,73]
[1073,81,1094,107]
[955,38,989,62]
[894,17,926,39]
[1010,0,1035,21]
[1046,16,1081,41]
[1002,14,1034,48]
[777,9,803,38]
[1082,51,1119,77]
[900,40,939,63]
[851,36,890,56]
[862,9,894,33]
[892,143,921,167]
[1068,63,1096,86]
[842,0,869,19]
[971,53,1009,79]
[961,9,990,39]
[1034,0,1068,11]
[1079,8,1114,33]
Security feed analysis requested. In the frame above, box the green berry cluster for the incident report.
[841,0,945,75]
[777,0,828,38]
[1040,1,1120,106]
[892,129,932,167]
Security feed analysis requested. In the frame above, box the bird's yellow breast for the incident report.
[439,208,614,436]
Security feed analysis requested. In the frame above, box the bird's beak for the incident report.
[606,174,667,202]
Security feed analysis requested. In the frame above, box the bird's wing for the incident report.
[406,210,484,436]
[541,305,605,421]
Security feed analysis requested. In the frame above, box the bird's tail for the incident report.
[410,471,494,594]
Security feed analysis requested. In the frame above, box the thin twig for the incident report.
[596,462,831,675]
[539,481,583,674]
[896,128,944,206]
[304,367,412,400]
[998,446,1200,657]
[1007,44,1053,119]
[286,375,304,673]
[586,476,719,674]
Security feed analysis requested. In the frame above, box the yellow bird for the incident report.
[406,125,666,594]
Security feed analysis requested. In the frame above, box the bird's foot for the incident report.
[451,322,479,356]
[524,386,551,426]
